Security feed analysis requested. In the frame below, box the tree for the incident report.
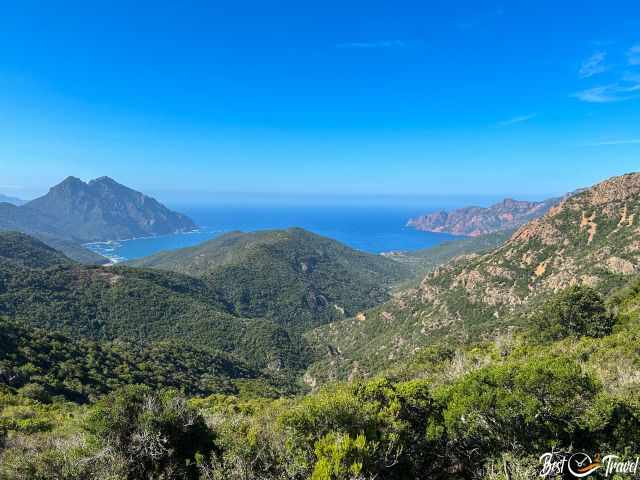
[534,285,614,341]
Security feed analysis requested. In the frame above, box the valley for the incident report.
[1,172,639,479]
[4,6,639,477]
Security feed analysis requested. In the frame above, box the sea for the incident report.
[84,202,479,263]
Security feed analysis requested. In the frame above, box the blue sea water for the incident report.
[85,204,465,262]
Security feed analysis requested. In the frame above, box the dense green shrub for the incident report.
[311,432,372,480]
[532,285,614,340]
[435,357,599,472]
[201,378,446,480]
[84,385,214,480]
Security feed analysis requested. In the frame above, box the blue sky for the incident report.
[1,1,640,201]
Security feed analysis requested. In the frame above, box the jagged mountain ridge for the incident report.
[25,176,196,242]
[307,172,640,382]
[407,196,560,236]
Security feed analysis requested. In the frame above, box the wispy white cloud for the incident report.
[573,85,619,103]
[628,44,640,65]
[336,40,406,49]
[579,51,608,78]
[496,113,537,127]
[584,139,640,146]
[572,80,640,103]
[572,43,640,102]
[456,8,504,30]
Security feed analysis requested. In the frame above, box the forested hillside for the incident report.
[130,228,412,330]
[0,316,293,403]
[2,276,639,479]
[0,239,310,379]
[0,232,75,269]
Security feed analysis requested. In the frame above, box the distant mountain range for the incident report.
[0,176,196,263]
[407,197,561,236]
[4,171,638,390]
[0,193,25,206]
[2,172,639,479]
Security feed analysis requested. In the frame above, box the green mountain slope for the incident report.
[384,229,513,277]
[33,234,109,265]
[0,316,289,403]
[130,228,412,330]
[4,279,638,480]
[0,235,311,379]
[307,172,640,382]
[0,231,75,269]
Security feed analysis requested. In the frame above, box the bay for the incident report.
[85,203,466,262]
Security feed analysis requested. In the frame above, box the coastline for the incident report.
[83,227,206,263]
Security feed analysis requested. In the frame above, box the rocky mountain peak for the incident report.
[575,172,640,206]
[407,196,560,237]
[24,176,196,242]
[429,171,640,310]
[90,175,115,183]
[53,176,87,192]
